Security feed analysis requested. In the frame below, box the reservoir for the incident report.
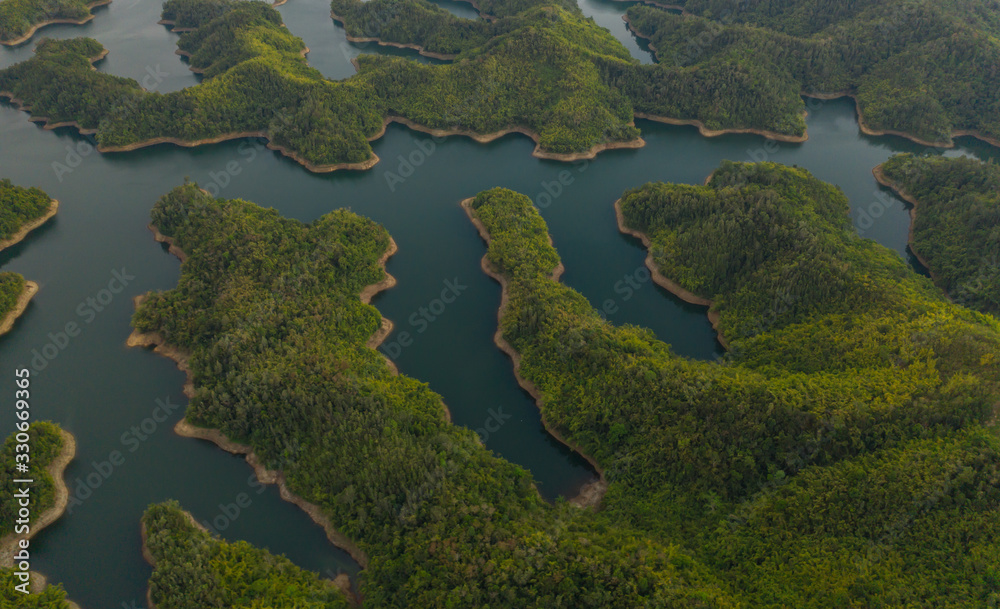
[0,0,995,605]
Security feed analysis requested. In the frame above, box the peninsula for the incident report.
[0,0,110,46]
[875,153,1000,315]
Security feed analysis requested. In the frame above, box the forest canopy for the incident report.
[467,163,1000,607]
[142,501,352,609]
[879,154,1000,316]
[625,0,1000,145]
[0,0,100,44]
[131,183,739,607]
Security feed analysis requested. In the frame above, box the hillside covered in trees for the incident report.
[879,154,1000,316]
[467,163,1000,607]
[131,183,741,607]
[0,0,103,45]
[625,0,1000,145]
[142,501,352,608]
[131,168,1000,606]
[2,0,867,169]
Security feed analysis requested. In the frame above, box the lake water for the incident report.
[0,0,994,606]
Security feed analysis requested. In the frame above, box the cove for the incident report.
[1,0,998,606]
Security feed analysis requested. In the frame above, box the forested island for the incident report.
[142,501,352,608]
[0,0,108,46]
[877,154,1000,316]
[625,0,1000,147]
[0,423,77,607]
[0,179,58,336]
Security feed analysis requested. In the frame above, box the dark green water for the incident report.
[0,0,995,606]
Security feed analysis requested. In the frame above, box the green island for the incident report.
[625,0,1000,147]
[142,500,352,608]
[0,422,77,607]
[0,0,108,46]
[464,162,1000,607]
[0,179,58,337]
[129,183,742,607]
[876,154,1000,316]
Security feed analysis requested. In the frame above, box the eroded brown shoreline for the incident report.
[460,197,608,508]
[0,281,39,337]
[0,0,112,47]
[614,198,729,349]
[0,428,76,579]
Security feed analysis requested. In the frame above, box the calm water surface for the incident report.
[0,0,995,606]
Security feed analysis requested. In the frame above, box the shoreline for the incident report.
[634,111,808,144]
[99,131,380,172]
[331,11,458,60]
[375,115,646,161]
[0,199,59,251]
[622,15,998,151]
[360,237,402,370]
[460,197,607,508]
[359,236,456,423]
[0,429,77,567]
[614,198,729,349]
[802,91,1000,150]
[1,49,107,135]
[0,0,112,47]
[127,223,371,572]
[0,280,39,337]
[871,164,951,297]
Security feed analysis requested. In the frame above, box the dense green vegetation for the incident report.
[0,271,27,323]
[143,501,351,608]
[467,162,1000,607]
[0,422,66,534]
[160,0,235,29]
[0,38,141,131]
[0,179,53,325]
[0,0,98,44]
[0,569,72,607]
[1,0,837,167]
[880,154,1000,316]
[132,183,741,607]
[626,0,1000,144]
[0,178,53,244]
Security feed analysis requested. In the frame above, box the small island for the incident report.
[0,0,110,46]
[0,179,59,337]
